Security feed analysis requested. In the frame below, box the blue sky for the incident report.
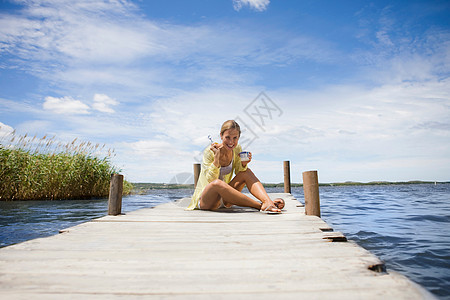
[1,0,449,183]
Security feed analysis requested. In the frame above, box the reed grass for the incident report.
[0,130,132,201]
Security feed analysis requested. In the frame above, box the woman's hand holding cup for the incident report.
[239,151,252,166]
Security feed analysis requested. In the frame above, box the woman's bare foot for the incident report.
[260,201,281,213]
[274,198,285,210]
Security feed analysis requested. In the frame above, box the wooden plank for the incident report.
[0,193,434,299]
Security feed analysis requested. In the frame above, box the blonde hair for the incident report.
[220,120,241,137]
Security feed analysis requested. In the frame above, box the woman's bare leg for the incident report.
[199,179,262,210]
[228,169,280,212]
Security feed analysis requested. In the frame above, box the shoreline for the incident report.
[132,180,449,192]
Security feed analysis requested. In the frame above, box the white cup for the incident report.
[239,151,250,162]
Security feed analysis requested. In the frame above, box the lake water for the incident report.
[0,184,449,299]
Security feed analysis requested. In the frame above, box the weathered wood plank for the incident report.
[0,193,434,299]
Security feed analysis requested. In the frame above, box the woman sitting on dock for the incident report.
[187,120,284,213]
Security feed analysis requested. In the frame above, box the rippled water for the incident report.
[1,184,449,298]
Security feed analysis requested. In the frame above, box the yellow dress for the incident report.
[186,144,247,210]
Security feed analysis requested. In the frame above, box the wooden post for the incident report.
[302,170,320,217]
[108,174,123,216]
[193,163,201,188]
[284,161,291,193]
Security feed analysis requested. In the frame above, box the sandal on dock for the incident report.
[260,205,281,214]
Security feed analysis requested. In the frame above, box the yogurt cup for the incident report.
[239,151,250,162]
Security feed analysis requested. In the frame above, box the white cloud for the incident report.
[128,139,192,160]
[41,94,118,115]
[0,0,157,66]
[92,94,118,113]
[233,0,270,12]
[352,5,450,83]
[122,139,197,182]
[0,0,324,75]
[145,88,270,145]
[43,96,90,114]
[115,79,449,182]
[0,121,14,137]
[15,120,53,135]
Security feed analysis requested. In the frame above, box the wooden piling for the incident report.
[302,170,321,217]
[284,160,291,193]
[108,174,123,216]
[193,163,201,188]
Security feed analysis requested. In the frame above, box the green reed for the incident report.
[0,130,132,201]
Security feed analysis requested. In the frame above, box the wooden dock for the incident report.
[0,193,433,299]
